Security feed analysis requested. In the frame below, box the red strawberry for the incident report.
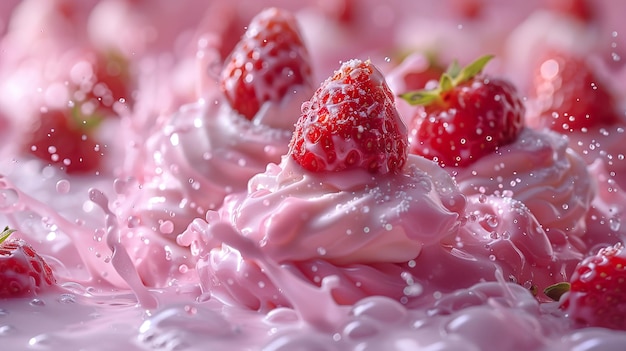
[0,227,55,297]
[547,0,595,23]
[220,7,313,120]
[545,243,626,330]
[26,107,104,174]
[316,0,356,24]
[289,59,408,174]
[530,49,619,132]
[400,55,525,168]
[400,55,446,92]
[451,0,485,20]
[70,49,133,116]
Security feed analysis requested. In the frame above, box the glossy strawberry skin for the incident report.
[220,7,313,120]
[0,239,55,297]
[289,59,408,174]
[561,243,626,330]
[26,108,104,174]
[408,76,525,167]
[531,50,618,131]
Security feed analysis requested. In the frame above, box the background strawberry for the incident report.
[316,0,355,25]
[0,227,55,297]
[401,55,525,167]
[78,49,133,116]
[220,7,313,120]
[397,54,446,92]
[545,243,626,331]
[547,0,595,23]
[25,107,104,173]
[289,59,408,174]
[529,49,619,131]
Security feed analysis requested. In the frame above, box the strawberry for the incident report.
[289,59,408,174]
[220,7,313,120]
[399,55,446,92]
[316,0,356,24]
[0,227,55,297]
[70,49,133,116]
[530,49,619,131]
[546,0,595,23]
[25,107,104,174]
[400,55,525,168]
[450,0,485,20]
[544,243,626,330]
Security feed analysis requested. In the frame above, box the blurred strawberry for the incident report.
[220,7,313,120]
[25,107,104,173]
[530,49,619,131]
[69,49,133,116]
[546,0,595,23]
[316,0,356,24]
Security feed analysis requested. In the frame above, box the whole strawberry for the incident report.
[0,227,55,297]
[545,243,626,330]
[530,49,618,131]
[220,7,313,120]
[289,59,408,174]
[401,55,525,168]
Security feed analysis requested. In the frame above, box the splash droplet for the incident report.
[56,179,71,194]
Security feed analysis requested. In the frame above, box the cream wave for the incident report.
[178,154,465,309]
[582,160,626,252]
[408,193,584,301]
[115,87,310,238]
[451,127,594,239]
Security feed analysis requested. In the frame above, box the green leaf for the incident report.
[543,282,571,301]
[398,54,495,107]
[445,60,461,79]
[70,104,104,132]
[455,54,494,85]
[439,73,454,93]
[399,90,441,106]
[0,226,16,245]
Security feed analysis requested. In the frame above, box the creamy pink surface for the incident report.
[178,154,464,309]
[114,84,309,238]
[450,128,594,242]
[1,1,626,351]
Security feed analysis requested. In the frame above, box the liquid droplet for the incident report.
[56,179,71,194]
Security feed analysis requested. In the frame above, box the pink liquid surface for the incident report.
[1,1,626,350]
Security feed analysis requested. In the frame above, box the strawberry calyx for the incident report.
[67,102,104,133]
[544,281,571,301]
[400,54,494,106]
[0,226,16,245]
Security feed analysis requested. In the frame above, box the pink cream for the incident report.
[0,1,626,350]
